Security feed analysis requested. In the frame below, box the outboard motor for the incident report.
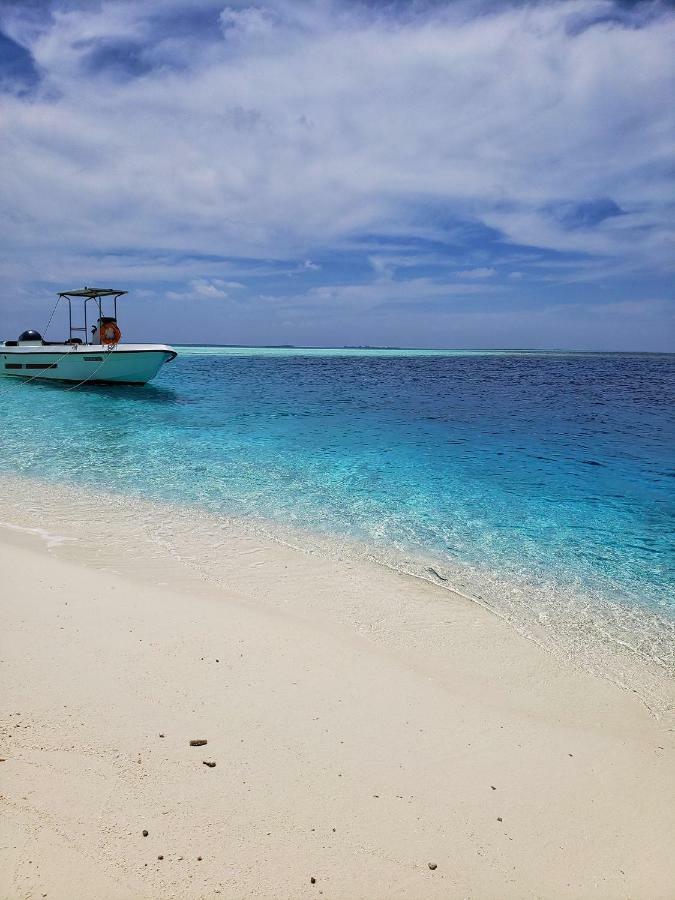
[18,330,43,344]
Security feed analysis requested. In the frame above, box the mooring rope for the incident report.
[42,296,61,337]
[8,343,116,391]
[11,345,80,387]
[63,346,116,392]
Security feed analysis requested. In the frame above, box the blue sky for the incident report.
[0,0,673,349]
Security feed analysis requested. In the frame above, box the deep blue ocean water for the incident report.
[1,348,673,638]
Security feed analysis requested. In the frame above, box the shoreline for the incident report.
[1,481,674,897]
[0,471,673,720]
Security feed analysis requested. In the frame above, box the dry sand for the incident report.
[1,519,674,899]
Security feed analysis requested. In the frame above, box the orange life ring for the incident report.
[100,322,122,346]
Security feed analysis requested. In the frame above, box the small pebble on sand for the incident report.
[157,855,164,860]
[428,862,437,871]
[203,760,216,768]
[497,817,503,822]
[310,876,316,884]
[190,739,207,747]
[142,830,149,837]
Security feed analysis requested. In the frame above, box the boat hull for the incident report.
[0,344,177,385]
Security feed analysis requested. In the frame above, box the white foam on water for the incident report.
[0,520,75,550]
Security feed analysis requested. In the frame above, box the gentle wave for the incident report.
[0,473,672,720]
[0,348,673,717]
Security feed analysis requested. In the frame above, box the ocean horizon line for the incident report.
[170,344,675,355]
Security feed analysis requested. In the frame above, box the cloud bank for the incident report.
[0,0,673,348]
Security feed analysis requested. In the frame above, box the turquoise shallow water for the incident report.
[1,347,673,661]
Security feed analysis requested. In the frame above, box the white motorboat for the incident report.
[1,287,177,385]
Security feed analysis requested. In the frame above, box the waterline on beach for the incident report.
[1,348,673,718]
[1,350,673,617]
[0,473,672,720]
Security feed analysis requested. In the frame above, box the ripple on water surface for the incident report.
[0,348,673,698]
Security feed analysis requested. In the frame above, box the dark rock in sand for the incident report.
[190,739,207,747]
[428,862,437,870]
[157,855,164,860]
[497,817,503,822]
[142,830,149,837]
[203,760,216,767]
[310,876,316,884]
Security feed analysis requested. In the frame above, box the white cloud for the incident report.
[167,278,245,301]
[456,268,496,279]
[0,0,673,341]
[219,6,276,41]
[270,276,501,320]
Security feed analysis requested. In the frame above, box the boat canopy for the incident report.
[54,287,128,344]
[58,287,128,299]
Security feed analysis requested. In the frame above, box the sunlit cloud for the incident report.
[0,0,673,348]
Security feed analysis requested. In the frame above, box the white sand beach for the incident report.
[1,496,674,900]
